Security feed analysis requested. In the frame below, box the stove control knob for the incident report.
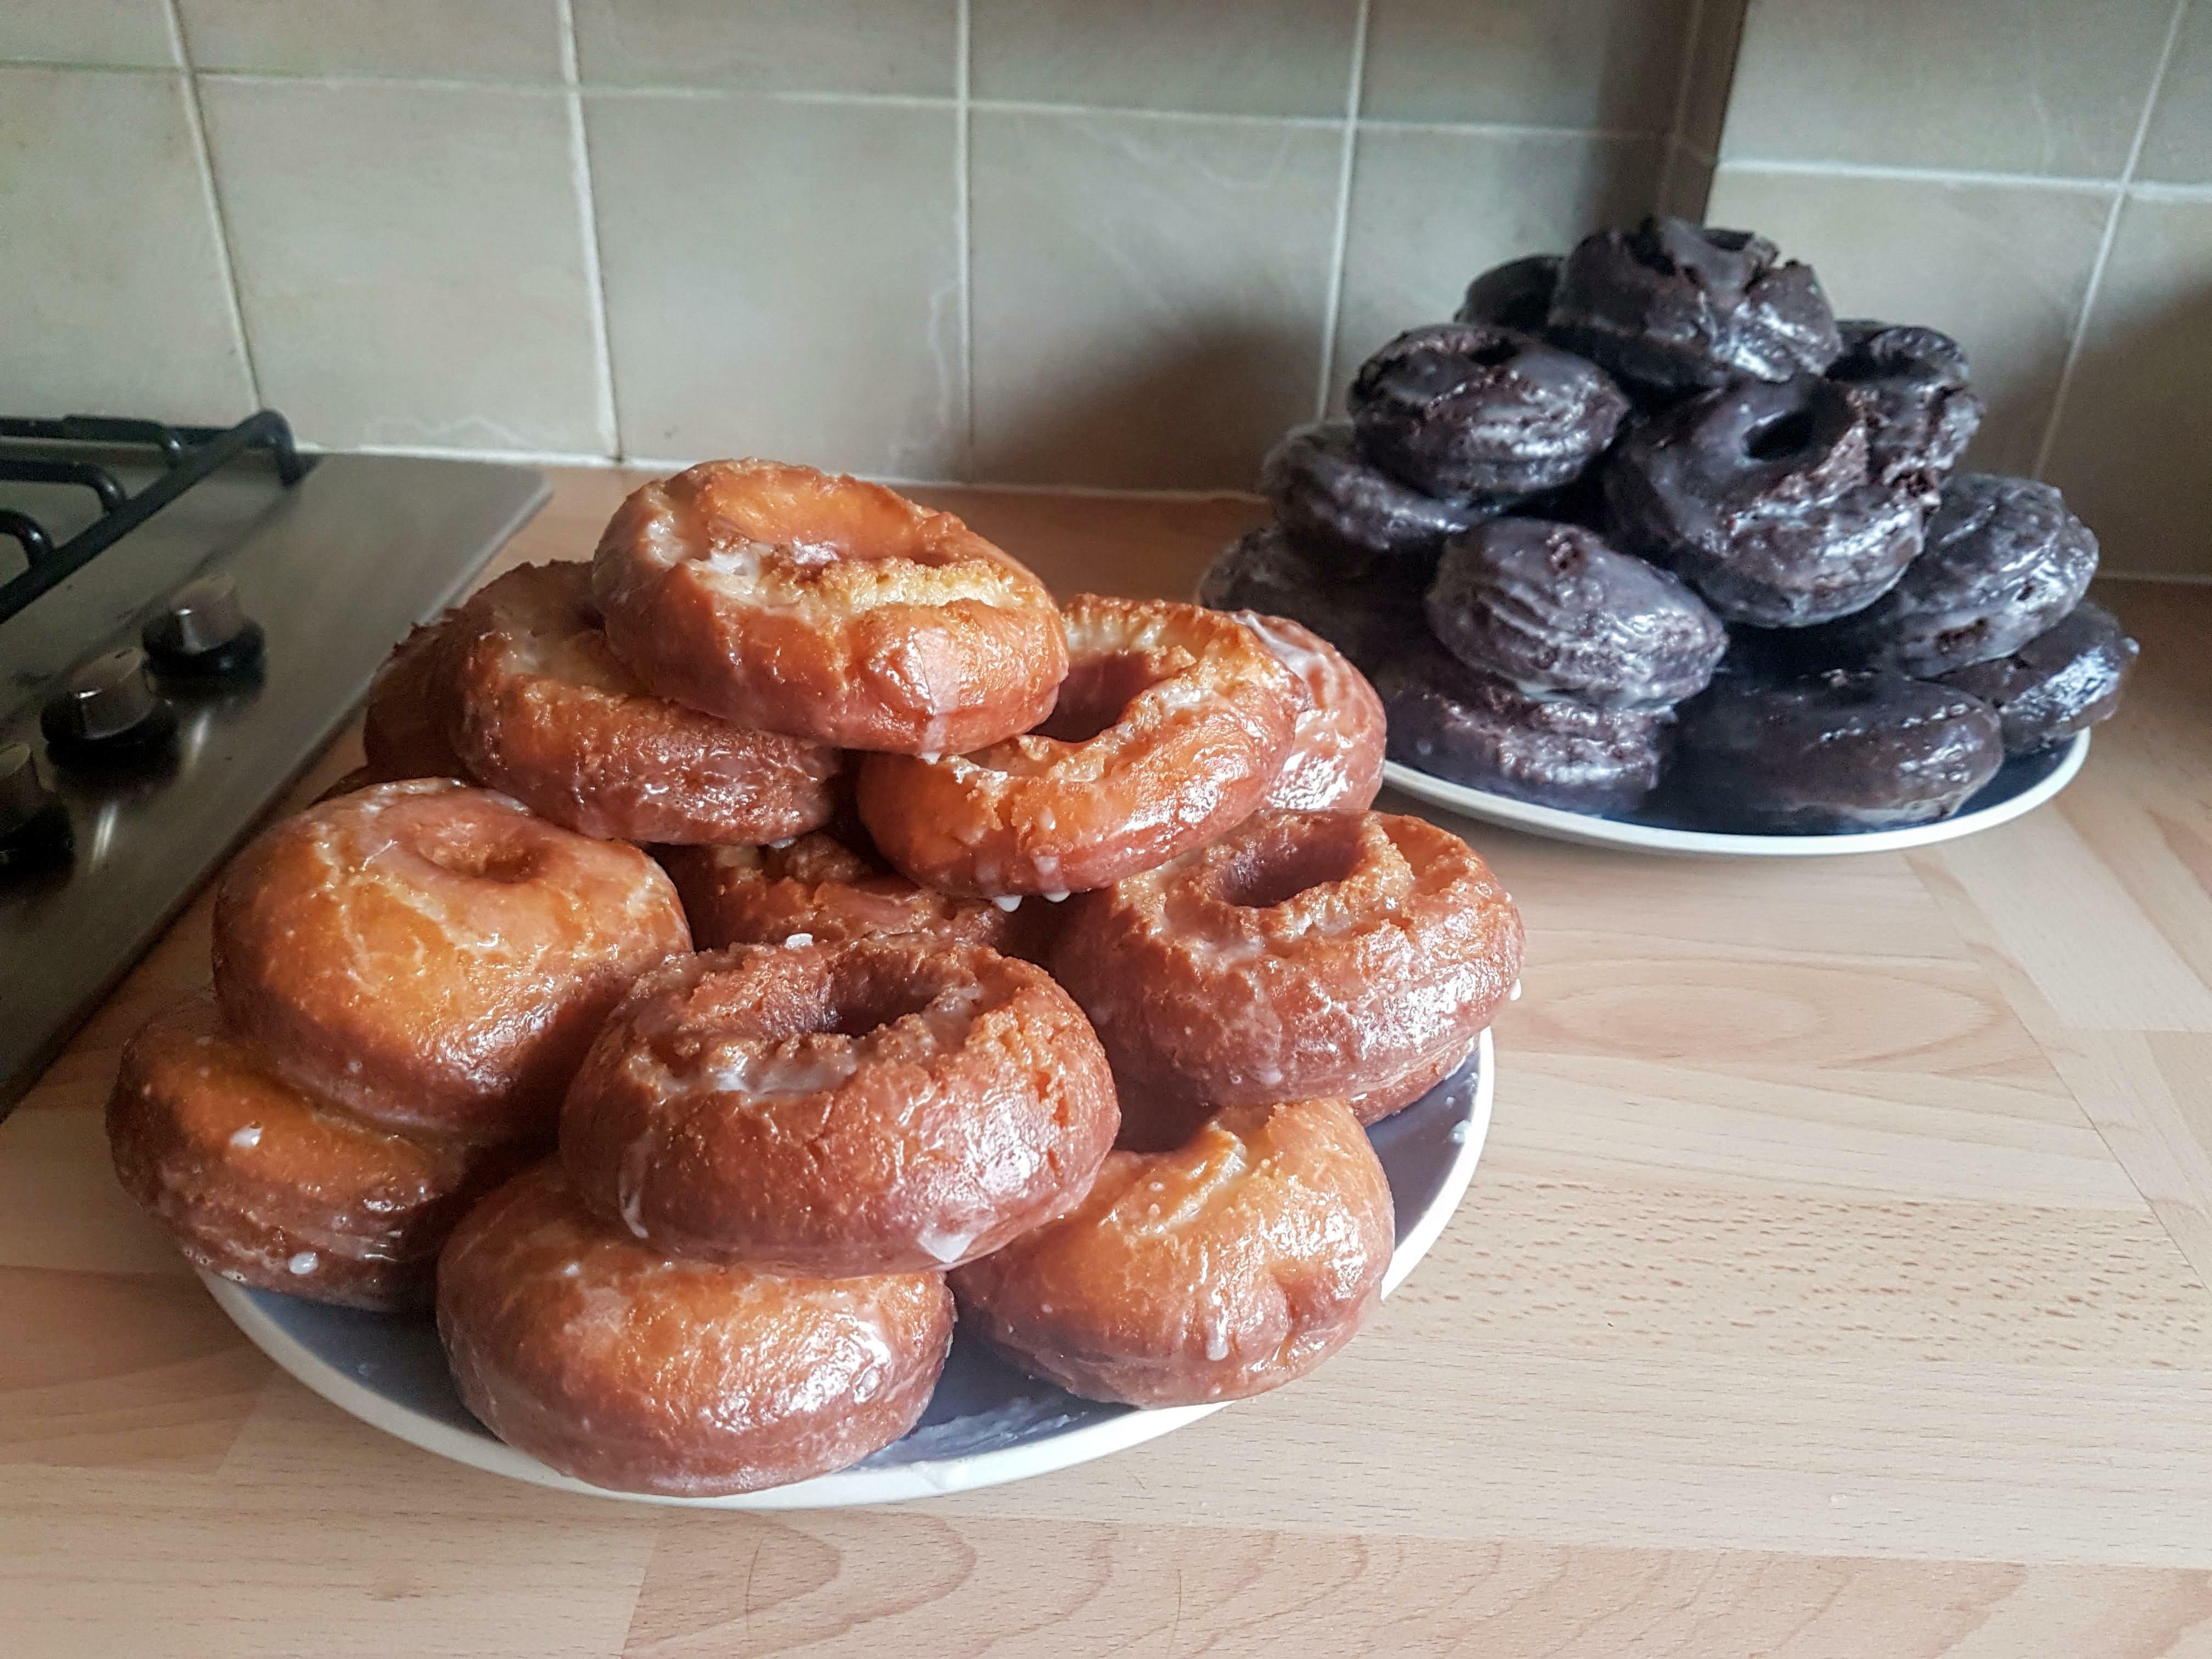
[40,647,179,763]
[143,574,264,680]
[0,742,71,869]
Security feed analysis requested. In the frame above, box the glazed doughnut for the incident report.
[1605,375,1924,627]
[1675,670,2003,831]
[360,612,471,782]
[855,596,1300,898]
[1052,809,1522,1148]
[1229,612,1386,812]
[1197,526,1426,676]
[447,562,841,844]
[560,936,1119,1276]
[1456,253,1562,333]
[1799,473,2099,676]
[212,780,690,1144]
[438,1161,952,1497]
[591,460,1066,753]
[1425,518,1727,708]
[1346,1032,1480,1125]
[1936,599,2138,755]
[1548,216,1842,395]
[660,832,1057,961]
[1259,421,1489,574]
[1376,639,1674,814]
[106,998,522,1311]
[1348,322,1629,500]
[1828,321,1984,504]
[949,1097,1394,1407]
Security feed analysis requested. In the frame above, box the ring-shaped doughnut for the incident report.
[1052,809,1522,1149]
[591,460,1067,754]
[1935,599,2138,756]
[855,596,1300,897]
[438,1161,953,1497]
[1259,421,1491,574]
[360,612,471,782]
[1228,612,1386,812]
[107,997,522,1311]
[448,561,841,844]
[558,936,1119,1277]
[949,1097,1394,1407]
[212,780,691,1144]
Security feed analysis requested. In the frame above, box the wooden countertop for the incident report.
[8,470,2212,1657]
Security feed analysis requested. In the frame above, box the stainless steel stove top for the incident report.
[0,413,547,1112]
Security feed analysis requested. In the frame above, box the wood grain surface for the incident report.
[5,470,2211,1656]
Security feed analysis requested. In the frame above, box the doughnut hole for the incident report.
[1745,405,1818,462]
[1035,652,1166,744]
[1211,811,1367,910]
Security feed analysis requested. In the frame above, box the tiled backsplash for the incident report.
[7,1,2205,574]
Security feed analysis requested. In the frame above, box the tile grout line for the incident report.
[1654,0,1707,211]
[557,0,622,461]
[1717,154,2121,194]
[1312,0,1371,423]
[161,1,262,412]
[2032,0,2194,480]
[956,0,976,478]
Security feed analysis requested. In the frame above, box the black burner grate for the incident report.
[0,410,308,626]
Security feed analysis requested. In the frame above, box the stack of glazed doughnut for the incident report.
[108,458,1525,1498]
[1202,216,2137,833]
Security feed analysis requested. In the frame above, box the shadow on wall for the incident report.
[970,313,1321,495]
[2038,281,2212,580]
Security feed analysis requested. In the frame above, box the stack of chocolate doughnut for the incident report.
[1202,216,2138,832]
[108,458,1525,1497]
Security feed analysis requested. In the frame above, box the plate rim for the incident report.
[1381,731,2090,857]
[200,1028,1496,1511]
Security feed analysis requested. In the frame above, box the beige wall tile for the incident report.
[2138,1,2212,185]
[200,79,605,453]
[969,109,1341,491]
[972,0,1357,119]
[586,92,961,476]
[1721,0,2174,178]
[1704,167,2111,476]
[0,1,177,67]
[2041,195,2212,579]
[573,0,955,96]
[177,0,563,79]
[1331,128,1663,408]
[0,67,252,425]
[1673,0,1745,161]
[1362,0,1691,133]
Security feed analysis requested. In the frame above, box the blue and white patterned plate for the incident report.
[201,1028,1494,1508]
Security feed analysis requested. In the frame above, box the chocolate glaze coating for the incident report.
[1455,254,1562,332]
[1605,375,1925,627]
[1348,322,1629,500]
[1198,525,1429,676]
[1548,217,1843,396]
[1801,472,2099,676]
[1375,637,1674,814]
[1674,670,2003,831]
[1259,421,1492,574]
[1935,599,2138,755]
[1425,518,1726,708]
[1828,321,1984,505]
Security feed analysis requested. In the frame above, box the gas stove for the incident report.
[0,411,547,1113]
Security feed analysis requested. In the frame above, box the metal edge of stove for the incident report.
[0,454,549,1115]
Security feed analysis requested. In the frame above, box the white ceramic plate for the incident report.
[201,1028,1494,1510]
[1382,731,2089,857]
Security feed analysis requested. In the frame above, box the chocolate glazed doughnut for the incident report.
[950,1097,1394,1407]
[1425,518,1727,708]
[560,938,1118,1277]
[1936,600,2138,755]
[1800,473,2099,677]
[447,562,842,844]
[1827,321,1984,505]
[1198,526,1427,677]
[1674,670,2003,831]
[1456,254,1562,333]
[1260,421,1491,574]
[1348,322,1629,500]
[1605,375,1924,628]
[1053,809,1523,1147]
[1376,637,1674,814]
[1548,216,1843,395]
